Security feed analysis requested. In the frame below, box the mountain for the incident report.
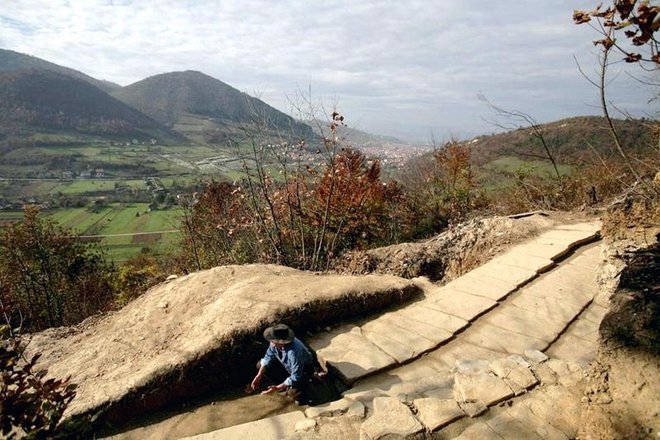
[305,119,406,147]
[111,70,315,144]
[467,116,654,165]
[0,69,182,143]
[0,49,121,93]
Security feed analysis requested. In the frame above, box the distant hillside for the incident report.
[469,116,654,165]
[305,119,405,146]
[0,49,120,93]
[112,71,316,144]
[0,69,182,143]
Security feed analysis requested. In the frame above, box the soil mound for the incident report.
[24,264,420,427]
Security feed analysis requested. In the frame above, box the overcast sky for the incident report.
[1,0,658,142]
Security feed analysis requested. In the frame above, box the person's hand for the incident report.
[249,374,262,392]
[261,384,286,395]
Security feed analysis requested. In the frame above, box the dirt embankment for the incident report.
[338,211,592,281]
[24,266,421,434]
[580,196,660,439]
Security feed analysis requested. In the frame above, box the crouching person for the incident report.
[250,323,315,405]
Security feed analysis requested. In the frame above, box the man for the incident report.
[249,323,315,405]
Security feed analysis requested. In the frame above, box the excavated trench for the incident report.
[80,285,421,438]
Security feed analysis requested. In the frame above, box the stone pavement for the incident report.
[188,221,606,439]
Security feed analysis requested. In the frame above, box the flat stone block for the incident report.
[426,288,497,321]
[555,221,601,233]
[489,357,539,395]
[305,398,355,418]
[455,420,501,438]
[565,318,600,342]
[565,245,602,269]
[359,397,424,440]
[508,242,571,261]
[295,418,317,432]
[362,318,437,363]
[398,303,469,334]
[485,412,547,439]
[524,263,598,304]
[522,386,583,438]
[462,321,548,354]
[545,334,598,365]
[458,400,489,418]
[535,229,598,247]
[453,372,514,406]
[510,295,584,327]
[184,410,305,440]
[489,253,555,273]
[532,362,558,385]
[430,341,507,368]
[524,349,549,365]
[480,306,564,343]
[455,359,491,375]
[469,263,538,288]
[443,273,516,301]
[308,326,397,384]
[580,303,608,325]
[504,402,570,440]
[413,397,464,431]
[347,400,366,418]
[374,310,455,346]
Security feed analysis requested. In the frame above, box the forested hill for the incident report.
[468,116,654,165]
[0,49,120,93]
[111,70,316,143]
[0,69,182,142]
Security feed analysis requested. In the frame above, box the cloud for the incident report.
[0,0,656,141]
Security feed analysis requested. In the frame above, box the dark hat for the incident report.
[263,323,295,344]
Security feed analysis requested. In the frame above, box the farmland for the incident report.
[0,204,183,263]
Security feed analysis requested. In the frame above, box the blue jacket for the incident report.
[261,337,313,387]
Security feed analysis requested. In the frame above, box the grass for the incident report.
[483,156,573,177]
[0,203,185,263]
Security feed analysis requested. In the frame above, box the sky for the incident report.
[1,0,658,142]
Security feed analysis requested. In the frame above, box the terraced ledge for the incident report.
[308,221,601,385]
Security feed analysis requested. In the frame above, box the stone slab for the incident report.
[484,412,546,439]
[565,245,602,269]
[479,305,565,343]
[507,243,572,262]
[524,262,597,305]
[580,303,609,325]
[308,326,397,384]
[453,372,514,406]
[413,397,464,431]
[371,310,455,346]
[442,273,517,301]
[425,287,497,321]
[504,402,570,440]
[429,340,507,368]
[362,318,438,363]
[455,420,503,439]
[183,410,305,440]
[489,357,539,395]
[545,334,598,365]
[398,303,469,334]
[510,295,585,326]
[524,349,549,365]
[458,400,489,418]
[534,229,599,247]
[359,397,424,440]
[521,386,583,438]
[304,398,355,418]
[564,318,600,342]
[555,221,601,233]
[462,321,548,354]
[469,263,538,288]
[489,253,555,273]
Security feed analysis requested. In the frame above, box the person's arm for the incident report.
[250,345,275,391]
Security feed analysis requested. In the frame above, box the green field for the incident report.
[0,204,183,263]
[483,156,573,177]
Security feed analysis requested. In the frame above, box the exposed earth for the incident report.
[21,205,659,438]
